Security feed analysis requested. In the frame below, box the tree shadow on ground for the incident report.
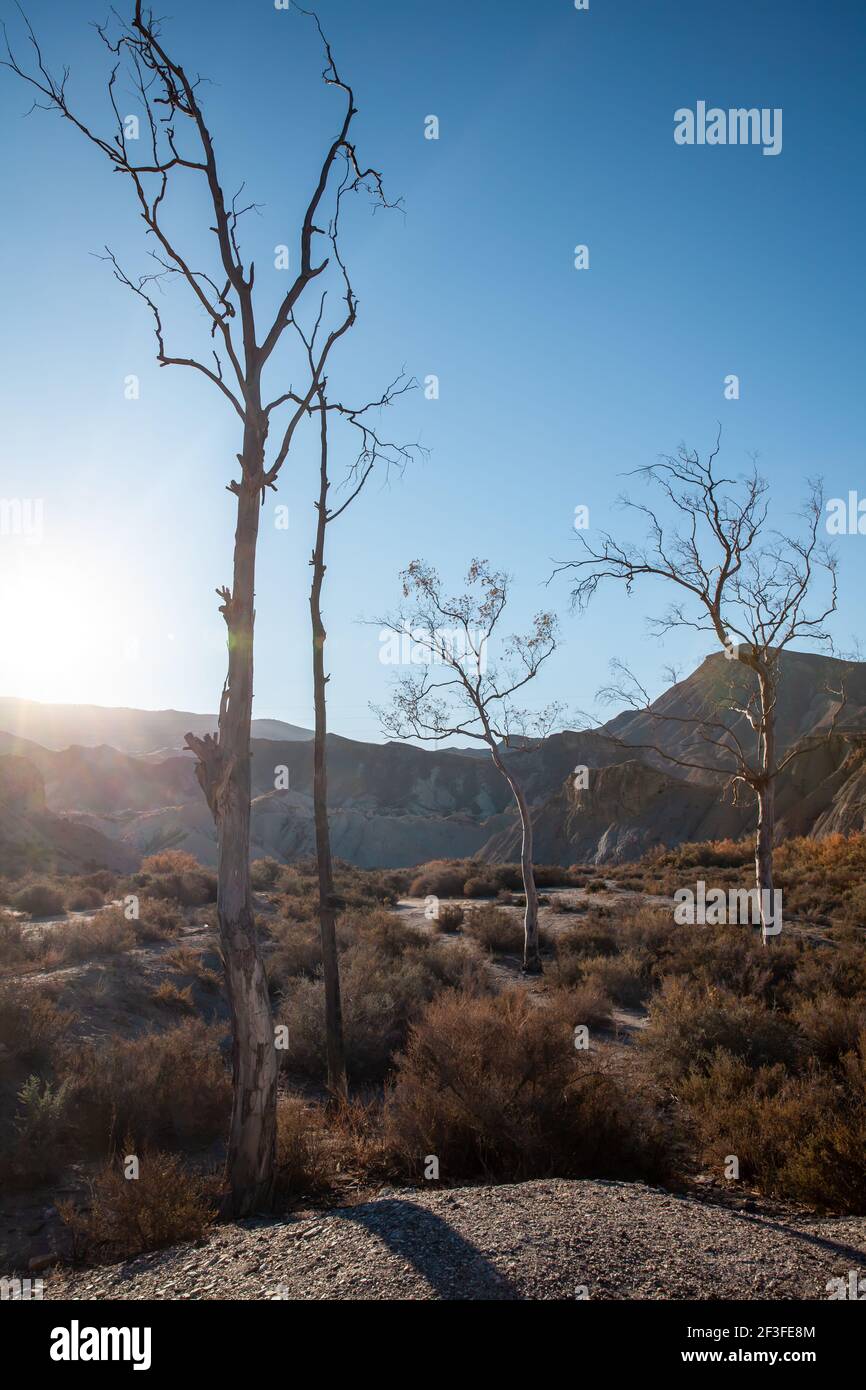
[338,1198,523,1300]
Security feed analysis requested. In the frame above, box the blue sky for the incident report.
[0,0,864,742]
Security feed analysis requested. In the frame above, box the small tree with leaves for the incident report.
[555,436,842,940]
[376,560,561,972]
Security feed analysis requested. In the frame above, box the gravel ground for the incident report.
[43,1179,866,1301]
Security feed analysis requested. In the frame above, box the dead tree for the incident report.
[376,561,561,973]
[2,3,392,1212]
[555,436,841,940]
[305,376,419,1101]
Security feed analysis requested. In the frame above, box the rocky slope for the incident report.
[43,1178,866,1301]
[2,651,866,870]
[0,755,137,875]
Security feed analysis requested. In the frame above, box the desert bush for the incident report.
[148,869,217,907]
[0,1075,73,1187]
[0,912,42,969]
[59,910,135,962]
[582,949,651,1008]
[66,886,105,912]
[0,987,73,1065]
[151,981,195,1012]
[274,1094,331,1197]
[792,944,866,1002]
[278,921,491,1084]
[409,860,470,899]
[463,904,524,955]
[267,918,322,989]
[791,993,866,1066]
[81,870,115,894]
[251,857,283,890]
[140,850,202,876]
[640,978,802,1086]
[463,876,498,899]
[651,926,801,1007]
[13,883,65,918]
[67,1019,230,1151]
[681,1047,866,1212]
[435,904,465,933]
[555,920,620,959]
[60,1148,215,1261]
[386,989,667,1183]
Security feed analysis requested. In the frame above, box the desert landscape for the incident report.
[1,0,864,1364]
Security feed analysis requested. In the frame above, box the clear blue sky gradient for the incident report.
[1,0,864,741]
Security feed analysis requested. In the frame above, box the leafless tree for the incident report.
[376,561,561,972]
[303,359,421,1102]
[554,435,842,940]
[2,2,393,1211]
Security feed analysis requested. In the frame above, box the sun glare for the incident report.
[3,548,137,706]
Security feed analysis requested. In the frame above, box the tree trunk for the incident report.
[755,664,780,943]
[490,747,541,973]
[755,779,779,941]
[187,431,278,1216]
[310,406,348,1102]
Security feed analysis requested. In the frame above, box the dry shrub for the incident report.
[140,850,202,876]
[463,904,524,955]
[386,989,667,1183]
[275,1094,331,1196]
[561,980,613,1032]
[60,1148,215,1262]
[251,857,284,889]
[68,1019,230,1151]
[582,949,651,1008]
[148,869,217,907]
[463,876,498,899]
[0,912,42,969]
[162,946,221,991]
[681,1046,866,1212]
[650,926,801,1006]
[278,918,491,1084]
[640,977,802,1087]
[66,886,105,912]
[267,918,322,988]
[436,904,464,932]
[792,993,866,1066]
[151,981,195,1012]
[792,944,866,1002]
[409,860,468,899]
[555,920,620,959]
[13,883,65,918]
[0,986,73,1065]
[59,910,135,962]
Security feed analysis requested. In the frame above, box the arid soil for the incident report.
[41,1178,866,1302]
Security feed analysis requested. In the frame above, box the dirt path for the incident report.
[42,1178,866,1301]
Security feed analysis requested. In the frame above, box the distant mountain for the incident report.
[0,756,138,876]
[0,698,312,756]
[1,652,865,871]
